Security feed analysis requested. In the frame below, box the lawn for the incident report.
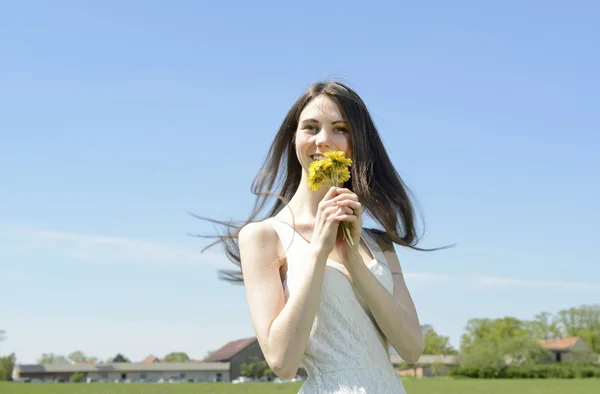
[1,379,599,394]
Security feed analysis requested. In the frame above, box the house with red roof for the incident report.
[539,336,597,363]
[140,356,161,364]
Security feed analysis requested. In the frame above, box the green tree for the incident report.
[68,351,87,363]
[263,366,276,379]
[421,325,458,355]
[460,317,529,355]
[70,371,86,383]
[240,359,258,378]
[500,336,552,365]
[163,352,189,362]
[0,353,16,381]
[38,353,70,364]
[460,341,504,369]
[525,312,562,340]
[522,304,600,354]
[240,356,273,379]
[555,305,600,354]
[110,353,130,363]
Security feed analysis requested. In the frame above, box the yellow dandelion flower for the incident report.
[306,151,354,247]
[312,159,332,173]
[335,166,351,185]
[307,170,325,191]
[307,160,330,191]
[324,150,353,168]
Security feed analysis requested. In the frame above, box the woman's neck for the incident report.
[283,172,329,224]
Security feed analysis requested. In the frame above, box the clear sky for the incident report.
[1,1,599,364]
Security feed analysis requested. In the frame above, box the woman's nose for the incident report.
[315,130,333,150]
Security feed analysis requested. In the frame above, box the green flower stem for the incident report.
[328,177,354,248]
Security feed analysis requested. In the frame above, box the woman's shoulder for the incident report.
[238,219,287,286]
[239,218,278,247]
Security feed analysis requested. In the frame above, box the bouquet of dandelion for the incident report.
[307,151,355,247]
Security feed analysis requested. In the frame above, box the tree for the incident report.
[110,353,130,363]
[522,304,600,354]
[70,371,86,383]
[0,353,16,381]
[460,317,529,355]
[555,304,600,353]
[500,336,552,365]
[421,325,458,355]
[240,356,275,379]
[68,351,87,363]
[163,352,189,363]
[38,353,70,364]
[525,312,562,340]
[459,341,504,369]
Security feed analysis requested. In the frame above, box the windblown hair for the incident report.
[194,81,439,283]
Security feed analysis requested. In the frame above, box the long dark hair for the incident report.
[192,81,443,283]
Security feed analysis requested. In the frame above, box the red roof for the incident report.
[202,337,257,362]
[140,356,160,364]
[539,337,580,350]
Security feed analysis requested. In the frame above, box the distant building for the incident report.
[202,337,279,380]
[539,336,598,363]
[12,337,282,383]
[140,356,161,364]
[202,337,261,380]
[12,361,230,383]
[391,354,460,377]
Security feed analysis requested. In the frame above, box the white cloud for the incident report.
[1,222,598,292]
[470,275,600,291]
[403,272,599,292]
[0,223,230,269]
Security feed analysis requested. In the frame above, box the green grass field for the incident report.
[1,379,599,394]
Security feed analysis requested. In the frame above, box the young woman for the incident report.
[206,81,428,393]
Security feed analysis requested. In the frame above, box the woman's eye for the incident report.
[334,127,348,133]
[304,125,317,132]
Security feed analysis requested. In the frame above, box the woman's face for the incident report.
[295,95,352,173]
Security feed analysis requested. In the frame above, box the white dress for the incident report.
[269,218,408,394]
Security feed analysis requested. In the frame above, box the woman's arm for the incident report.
[239,221,328,380]
[344,234,424,363]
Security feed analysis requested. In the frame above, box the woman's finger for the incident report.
[336,200,361,211]
[335,214,358,222]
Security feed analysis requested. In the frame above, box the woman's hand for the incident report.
[310,187,346,258]
[331,188,363,252]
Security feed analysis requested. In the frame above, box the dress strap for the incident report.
[267,217,302,253]
[361,229,388,266]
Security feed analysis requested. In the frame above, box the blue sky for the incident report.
[1,1,599,363]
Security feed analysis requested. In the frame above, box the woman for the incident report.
[205,81,428,393]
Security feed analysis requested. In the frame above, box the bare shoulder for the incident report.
[239,219,277,246]
[239,219,283,271]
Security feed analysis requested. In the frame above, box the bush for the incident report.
[459,341,504,370]
[70,371,86,383]
[450,363,600,379]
